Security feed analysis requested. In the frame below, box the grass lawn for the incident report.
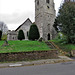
[0,40,51,53]
[51,39,75,52]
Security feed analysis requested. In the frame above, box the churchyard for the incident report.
[0,40,58,62]
[0,40,51,53]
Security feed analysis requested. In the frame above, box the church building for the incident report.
[7,0,56,41]
[7,18,32,40]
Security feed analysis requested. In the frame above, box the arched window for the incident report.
[46,0,49,3]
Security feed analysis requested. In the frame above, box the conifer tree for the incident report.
[56,2,75,43]
[18,30,25,40]
[0,30,2,40]
[28,24,40,40]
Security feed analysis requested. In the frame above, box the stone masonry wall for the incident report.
[0,50,58,62]
[35,0,56,41]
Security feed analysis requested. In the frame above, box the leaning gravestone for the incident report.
[2,40,9,46]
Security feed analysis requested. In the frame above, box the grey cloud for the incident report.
[0,11,34,25]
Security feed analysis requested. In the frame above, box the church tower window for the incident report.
[46,0,49,3]
[37,0,39,5]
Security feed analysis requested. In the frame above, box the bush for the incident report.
[0,31,2,40]
[28,24,40,40]
[1,34,7,41]
[54,32,68,44]
[18,30,25,40]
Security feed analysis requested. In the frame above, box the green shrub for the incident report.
[28,24,40,40]
[1,34,7,41]
[54,32,68,44]
[18,30,25,40]
[0,31,2,40]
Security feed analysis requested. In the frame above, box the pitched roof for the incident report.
[15,18,32,31]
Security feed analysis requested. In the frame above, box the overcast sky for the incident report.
[0,0,63,30]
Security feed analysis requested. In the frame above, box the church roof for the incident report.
[15,18,32,31]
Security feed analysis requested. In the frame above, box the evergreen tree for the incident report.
[28,24,40,40]
[18,30,25,40]
[0,30,2,40]
[57,2,75,43]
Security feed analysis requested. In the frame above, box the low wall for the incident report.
[0,50,58,62]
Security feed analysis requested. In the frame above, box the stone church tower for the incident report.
[35,0,56,41]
